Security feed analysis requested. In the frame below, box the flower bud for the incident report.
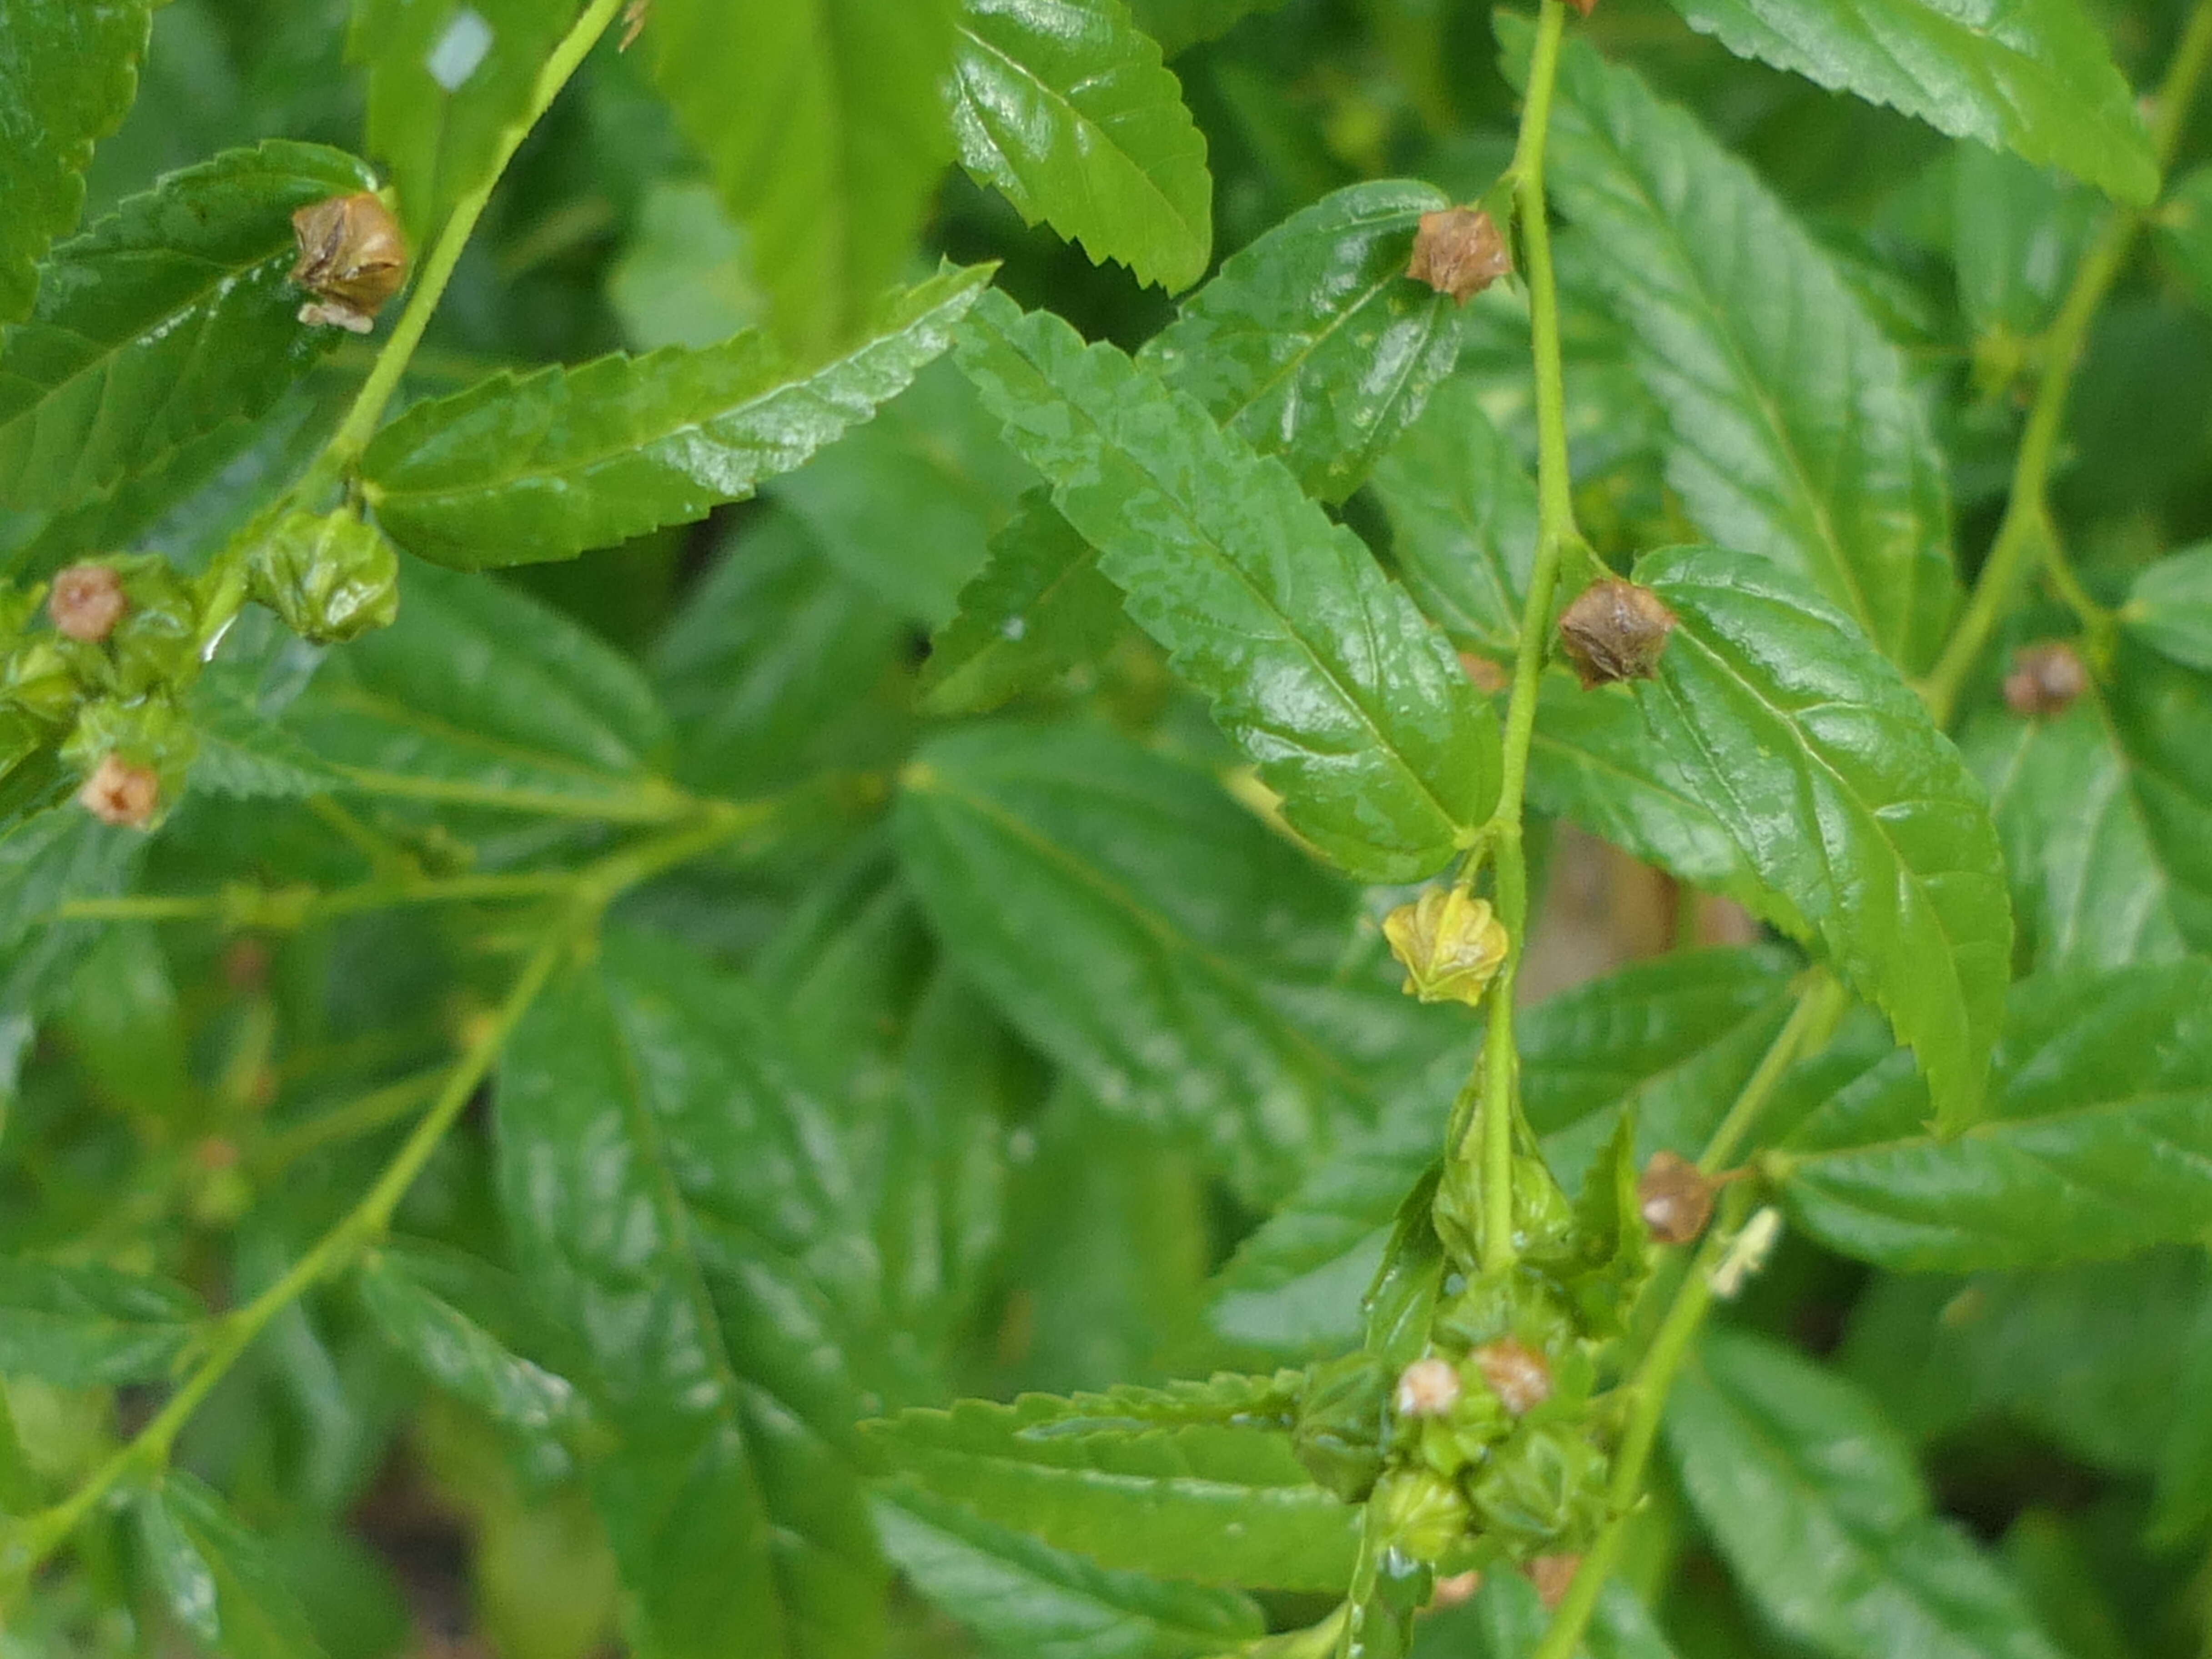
[102,556,200,699]
[1384,887,1508,1009]
[1407,207,1510,304]
[1372,1468,1471,1563]
[1429,1570,1481,1611]
[1472,1339,1551,1416]
[2003,640,2086,717]
[249,510,400,643]
[63,695,197,831]
[1557,578,1674,688]
[1636,1150,1716,1245]
[77,754,161,828]
[0,638,88,725]
[291,192,408,333]
[1393,1356,1461,1419]
[1467,1423,1608,1550]
[48,564,127,643]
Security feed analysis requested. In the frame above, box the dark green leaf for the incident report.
[641,0,959,351]
[956,290,1495,881]
[0,0,154,322]
[875,1482,1265,1659]
[1780,959,2212,1269]
[949,0,1212,292]
[360,265,991,570]
[1414,1571,1680,1659]
[1138,180,1463,503]
[1954,146,2104,341]
[349,0,571,243]
[1653,0,2156,203]
[137,1473,332,1659]
[861,1395,1359,1592]
[2155,166,2212,313]
[1667,1330,2067,1659]
[497,928,884,1659]
[0,141,375,513]
[2124,542,2212,673]
[1124,0,1286,55]
[0,1258,202,1386]
[0,804,144,1019]
[1630,546,2010,1131]
[1542,36,1959,670]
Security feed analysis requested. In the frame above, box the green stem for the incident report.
[1467,0,1580,1279]
[248,1068,448,1177]
[331,764,699,824]
[1921,0,2212,724]
[1695,972,1843,1175]
[49,869,577,930]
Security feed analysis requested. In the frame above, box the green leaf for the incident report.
[360,265,990,569]
[1415,1572,1680,1659]
[1652,0,2156,205]
[1123,0,1286,55]
[640,0,959,352]
[0,0,154,322]
[895,720,1450,1196]
[137,1473,332,1659]
[0,1259,203,1386]
[1541,35,1959,671]
[1667,1330,2068,1659]
[348,0,571,244]
[2154,166,2212,313]
[1953,146,2104,341]
[355,1243,590,1441]
[1373,378,1538,660]
[956,290,1496,881]
[861,1395,1359,1593]
[917,491,1127,715]
[0,804,144,1020]
[1629,545,2010,1131]
[948,0,1212,293]
[1779,959,2212,1270]
[2124,542,2212,673]
[1137,180,1462,503]
[497,928,885,1659]
[0,140,375,513]
[875,1483,1266,1659]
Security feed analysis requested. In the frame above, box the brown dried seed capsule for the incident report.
[1407,207,1510,304]
[78,754,160,828]
[1637,1149,1717,1245]
[1557,578,1675,688]
[1393,1356,1462,1419]
[291,192,407,332]
[2003,640,2087,717]
[48,563,127,642]
[1429,1571,1482,1612]
[1528,1554,1581,1611]
[1458,650,1510,695]
[1472,1338,1551,1416]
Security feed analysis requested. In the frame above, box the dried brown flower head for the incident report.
[48,563,127,642]
[1393,1356,1462,1419]
[78,754,160,828]
[2003,640,2087,717]
[1637,1150,1717,1245]
[1558,578,1675,688]
[1472,1338,1551,1416]
[1407,207,1510,304]
[291,192,408,333]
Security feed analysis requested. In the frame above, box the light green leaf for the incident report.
[361,265,989,569]
[2124,542,2212,672]
[0,0,154,322]
[1138,180,1462,503]
[1124,0,1286,55]
[1953,146,2104,340]
[348,0,570,244]
[956,290,1495,881]
[1414,1571,1680,1659]
[0,140,375,513]
[640,0,958,352]
[1630,546,2010,1131]
[1667,1330,2068,1659]
[949,0,1212,292]
[0,1259,203,1386]
[497,928,884,1659]
[0,804,144,1019]
[861,1395,1359,1593]
[1657,0,2154,203]
[137,1473,332,1659]
[2155,165,2212,313]
[875,1483,1265,1659]
[1542,35,1959,671]
[1779,959,2212,1270]
[606,180,767,352]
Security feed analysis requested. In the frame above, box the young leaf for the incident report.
[2123,542,2212,672]
[1540,35,1959,672]
[1667,1330,2068,1659]
[0,141,376,513]
[360,265,991,569]
[0,1259,203,1386]
[1653,0,2156,206]
[947,0,1213,293]
[0,0,154,322]
[874,1483,1266,1659]
[640,0,959,352]
[137,1473,333,1659]
[861,1396,1359,1592]
[1138,180,1465,503]
[956,290,1496,881]
[1779,960,2212,1270]
[1629,546,2010,1132]
[348,0,572,244]
[496,928,885,1659]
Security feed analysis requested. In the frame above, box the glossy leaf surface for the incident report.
[0,1258,203,1386]
[137,1473,332,1659]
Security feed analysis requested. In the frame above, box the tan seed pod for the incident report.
[1428,1571,1482,1611]
[1407,207,1510,304]
[1557,578,1675,688]
[291,192,408,331]
[48,563,127,642]
[1393,1356,1462,1419]
[2003,640,2087,717]
[1528,1554,1582,1610]
[1637,1150,1717,1245]
[1472,1338,1551,1416]
[78,754,160,828]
